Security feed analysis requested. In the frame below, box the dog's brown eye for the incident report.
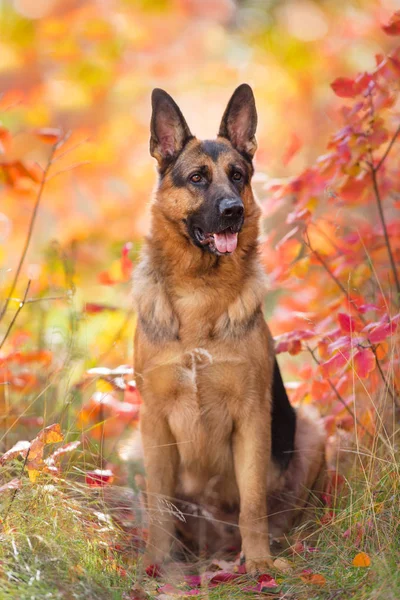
[232,171,242,181]
[190,173,202,183]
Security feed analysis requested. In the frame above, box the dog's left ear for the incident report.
[150,88,193,169]
[218,84,257,159]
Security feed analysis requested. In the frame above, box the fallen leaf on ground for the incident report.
[353,552,371,567]
[300,570,326,585]
[273,557,292,572]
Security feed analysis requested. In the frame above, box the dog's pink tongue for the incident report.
[214,231,238,253]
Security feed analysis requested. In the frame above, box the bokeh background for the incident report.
[1,0,399,446]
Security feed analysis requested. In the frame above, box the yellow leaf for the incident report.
[96,379,114,393]
[291,256,310,278]
[353,552,371,567]
[27,469,39,483]
[42,423,63,444]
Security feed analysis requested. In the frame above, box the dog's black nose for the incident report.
[218,198,244,219]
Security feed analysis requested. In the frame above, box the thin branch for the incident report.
[0,142,59,321]
[51,137,90,163]
[0,280,31,351]
[376,123,400,172]
[46,161,90,181]
[369,164,400,298]
[306,345,372,439]
[25,293,72,304]
[304,234,366,323]
[372,346,399,408]
[305,232,398,407]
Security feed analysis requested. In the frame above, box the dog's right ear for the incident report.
[150,89,193,169]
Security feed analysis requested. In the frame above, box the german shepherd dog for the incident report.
[133,84,326,575]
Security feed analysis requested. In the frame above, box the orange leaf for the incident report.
[40,423,64,445]
[320,351,350,378]
[352,552,371,567]
[33,128,62,144]
[26,424,64,481]
[300,570,326,585]
[375,342,388,359]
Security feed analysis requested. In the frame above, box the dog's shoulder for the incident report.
[133,252,179,343]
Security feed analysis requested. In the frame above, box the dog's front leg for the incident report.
[141,410,179,568]
[233,410,273,575]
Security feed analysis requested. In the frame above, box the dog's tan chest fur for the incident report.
[139,328,266,471]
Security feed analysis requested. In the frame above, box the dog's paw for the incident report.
[246,557,275,576]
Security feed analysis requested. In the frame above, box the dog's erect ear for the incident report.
[218,84,257,159]
[150,89,193,168]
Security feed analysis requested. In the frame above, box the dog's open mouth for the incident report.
[194,226,238,254]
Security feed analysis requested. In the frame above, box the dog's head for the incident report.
[150,84,259,256]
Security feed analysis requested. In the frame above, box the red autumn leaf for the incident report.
[339,174,369,203]
[208,571,242,584]
[368,320,397,343]
[338,312,360,334]
[85,469,114,487]
[353,348,376,378]
[145,564,161,578]
[275,330,314,355]
[328,335,364,353]
[353,72,373,94]
[183,575,202,586]
[331,77,356,98]
[257,573,278,589]
[84,303,119,314]
[320,351,350,378]
[382,11,400,35]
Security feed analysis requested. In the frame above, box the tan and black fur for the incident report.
[133,84,326,574]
